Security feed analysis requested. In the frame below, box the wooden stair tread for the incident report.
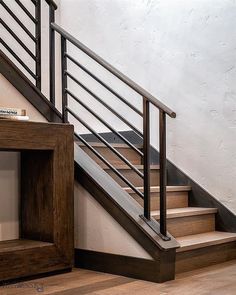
[151,207,217,219]
[100,164,160,170]
[77,142,142,149]
[123,185,191,193]
[176,231,236,252]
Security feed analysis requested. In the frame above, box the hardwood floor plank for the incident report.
[1,261,236,295]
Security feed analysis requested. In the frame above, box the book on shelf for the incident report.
[0,107,26,116]
[0,115,29,121]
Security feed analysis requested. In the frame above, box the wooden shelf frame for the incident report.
[0,120,74,281]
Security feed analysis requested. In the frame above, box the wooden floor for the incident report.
[1,260,236,294]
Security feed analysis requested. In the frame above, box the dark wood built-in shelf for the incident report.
[0,120,74,282]
[0,239,53,253]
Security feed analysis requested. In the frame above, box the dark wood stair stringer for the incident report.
[74,143,179,282]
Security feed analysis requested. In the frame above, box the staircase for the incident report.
[1,0,236,283]
[78,141,236,274]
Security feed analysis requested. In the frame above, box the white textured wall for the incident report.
[74,182,151,258]
[0,75,47,122]
[59,0,236,212]
[0,152,20,241]
[1,0,236,253]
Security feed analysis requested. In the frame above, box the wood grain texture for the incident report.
[80,143,142,165]
[0,120,74,281]
[176,231,236,252]
[75,249,160,283]
[176,242,236,273]
[152,207,217,219]
[103,165,160,187]
[2,262,236,295]
[0,244,69,281]
[0,239,52,253]
[21,150,54,242]
[130,191,189,210]
[166,214,215,237]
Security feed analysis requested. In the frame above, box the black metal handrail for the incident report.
[1,19,36,61]
[51,25,176,240]
[45,0,57,10]
[65,53,143,117]
[1,0,36,41]
[0,0,57,96]
[0,0,39,84]
[65,73,143,155]
[52,23,176,118]
[1,1,176,241]
[15,0,37,23]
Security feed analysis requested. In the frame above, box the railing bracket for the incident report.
[139,215,171,241]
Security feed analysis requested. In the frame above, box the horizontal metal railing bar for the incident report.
[45,0,58,10]
[74,132,144,199]
[65,75,143,157]
[70,120,144,199]
[1,0,36,42]
[1,38,37,79]
[65,53,143,117]
[66,89,144,178]
[15,0,37,23]
[51,22,176,118]
[1,19,36,61]
[65,69,143,138]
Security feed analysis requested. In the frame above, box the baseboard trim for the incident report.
[75,249,174,283]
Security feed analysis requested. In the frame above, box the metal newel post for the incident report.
[143,97,151,219]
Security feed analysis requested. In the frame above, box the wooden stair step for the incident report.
[152,207,217,237]
[176,231,236,273]
[124,186,191,210]
[100,164,160,170]
[123,185,191,193]
[151,207,217,219]
[176,231,236,252]
[78,142,142,149]
[101,165,160,187]
[78,142,142,165]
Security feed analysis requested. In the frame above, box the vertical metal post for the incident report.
[35,0,41,90]
[159,110,170,240]
[143,97,151,219]
[49,5,55,105]
[61,36,68,123]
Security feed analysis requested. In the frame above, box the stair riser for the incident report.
[106,169,160,187]
[176,241,236,273]
[155,214,215,237]
[81,146,142,165]
[131,191,189,210]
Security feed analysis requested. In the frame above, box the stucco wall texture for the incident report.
[59,0,236,213]
[0,0,235,244]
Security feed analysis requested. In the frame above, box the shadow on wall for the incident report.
[0,152,20,241]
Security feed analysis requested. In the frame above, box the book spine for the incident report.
[0,108,26,116]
